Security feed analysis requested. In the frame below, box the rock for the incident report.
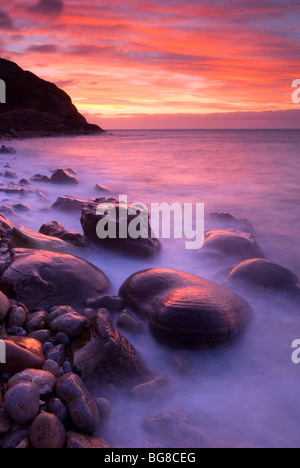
[85,295,125,313]
[43,359,61,378]
[209,212,254,234]
[28,330,53,343]
[46,344,66,367]
[0,214,14,238]
[4,169,18,179]
[119,268,252,349]
[1,424,30,449]
[65,431,110,449]
[4,382,40,424]
[0,248,110,309]
[0,290,10,321]
[4,182,28,195]
[0,336,45,374]
[48,306,87,338]
[80,198,161,258]
[203,229,264,261]
[95,184,112,194]
[130,376,173,401]
[0,408,12,435]
[116,310,145,335]
[25,311,47,332]
[143,411,207,448]
[7,326,27,337]
[51,168,79,185]
[30,174,51,183]
[0,145,16,154]
[0,58,103,139]
[51,196,90,213]
[55,332,70,347]
[19,179,30,186]
[96,398,111,427]
[30,412,66,449]
[8,306,27,328]
[70,313,150,388]
[226,258,300,297]
[11,226,80,254]
[49,398,68,424]
[39,221,85,248]
[63,361,73,374]
[56,373,100,434]
[7,369,56,398]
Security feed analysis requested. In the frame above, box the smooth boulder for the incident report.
[39,221,85,248]
[4,382,40,424]
[48,306,87,338]
[30,413,66,449]
[203,229,264,261]
[119,268,252,349]
[0,336,45,374]
[11,226,79,254]
[0,248,110,309]
[51,169,79,185]
[7,369,56,398]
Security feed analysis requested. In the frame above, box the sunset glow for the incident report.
[0,0,300,128]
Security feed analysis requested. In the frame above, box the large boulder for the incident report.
[203,229,264,261]
[0,248,110,309]
[50,169,79,185]
[39,221,85,248]
[30,412,66,449]
[80,198,161,258]
[226,258,300,298]
[48,306,87,338]
[51,196,91,213]
[0,58,103,139]
[0,336,45,374]
[4,382,40,424]
[119,268,252,349]
[7,369,56,398]
[70,312,150,388]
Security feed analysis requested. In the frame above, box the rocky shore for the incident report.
[0,146,300,449]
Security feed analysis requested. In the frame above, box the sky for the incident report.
[0,0,300,129]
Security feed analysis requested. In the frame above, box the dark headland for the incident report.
[0,58,103,139]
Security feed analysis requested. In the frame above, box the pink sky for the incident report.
[0,0,300,129]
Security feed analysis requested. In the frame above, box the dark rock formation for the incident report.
[203,229,264,262]
[119,268,252,349]
[39,221,85,248]
[0,58,103,138]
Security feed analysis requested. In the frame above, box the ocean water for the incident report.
[2,129,300,448]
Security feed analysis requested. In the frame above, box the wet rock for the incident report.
[49,398,68,424]
[65,431,110,449]
[0,336,45,374]
[30,412,66,449]
[119,268,252,349]
[48,306,87,338]
[30,174,51,183]
[55,332,70,347]
[209,212,254,234]
[7,369,56,398]
[43,359,61,378]
[130,376,173,401]
[51,196,90,213]
[0,214,14,238]
[39,221,85,248]
[143,411,207,448]
[203,229,264,261]
[0,248,110,309]
[4,169,18,179]
[46,344,66,367]
[8,306,27,328]
[25,311,47,332]
[4,382,40,424]
[19,179,30,186]
[7,326,27,337]
[11,226,80,254]
[56,373,100,434]
[117,310,145,335]
[0,408,12,435]
[70,313,150,388]
[85,295,125,313]
[81,198,161,258]
[63,361,73,374]
[0,290,10,321]
[4,182,28,195]
[51,168,79,185]
[28,329,53,344]
[95,184,112,194]
[1,424,30,449]
[226,258,300,298]
[0,145,16,154]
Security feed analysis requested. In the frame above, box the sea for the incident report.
[2,129,300,448]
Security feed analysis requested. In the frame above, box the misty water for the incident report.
[2,129,300,448]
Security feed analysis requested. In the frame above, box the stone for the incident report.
[46,344,66,367]
[209,212,254,234]
[203,229,264,261]
[48,306,87,338]
[4,169,18,179]
[0,290,10,321]
[0,408,12,435]
[25,311,47,332]
[30,412,66,449]
[130,376,172,401]
[51,168,79,185]
[0,336,45,374]
[28,330,54,344]
[43,359,61,378]
[8,306,27,328]
[39,221,85,248]
[30,174,51,183]
[7,369,56,398]
[0,145,16,154]
[70,313,150,388]
[11,226,80,254]
[63,361,73,374]
[116,310,145,335]
[49,398,68,424]
[7,326,27,337]
[85,295,125,313]
[1,425,30,449]
[4,382,40,424]
[119,268,252,349]
[226,258,300,297]
[65,431,110,449]
[80,198,161,258]
[96,398,111,427]
[55,332,70,347]
[56,373,100,434]
[95,184,112,194]
[0,248,110,309]
[51,196,90,213]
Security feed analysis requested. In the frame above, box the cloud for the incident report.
[0,9,14,29]
[26,44,60,53]
[28,0,64,16]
